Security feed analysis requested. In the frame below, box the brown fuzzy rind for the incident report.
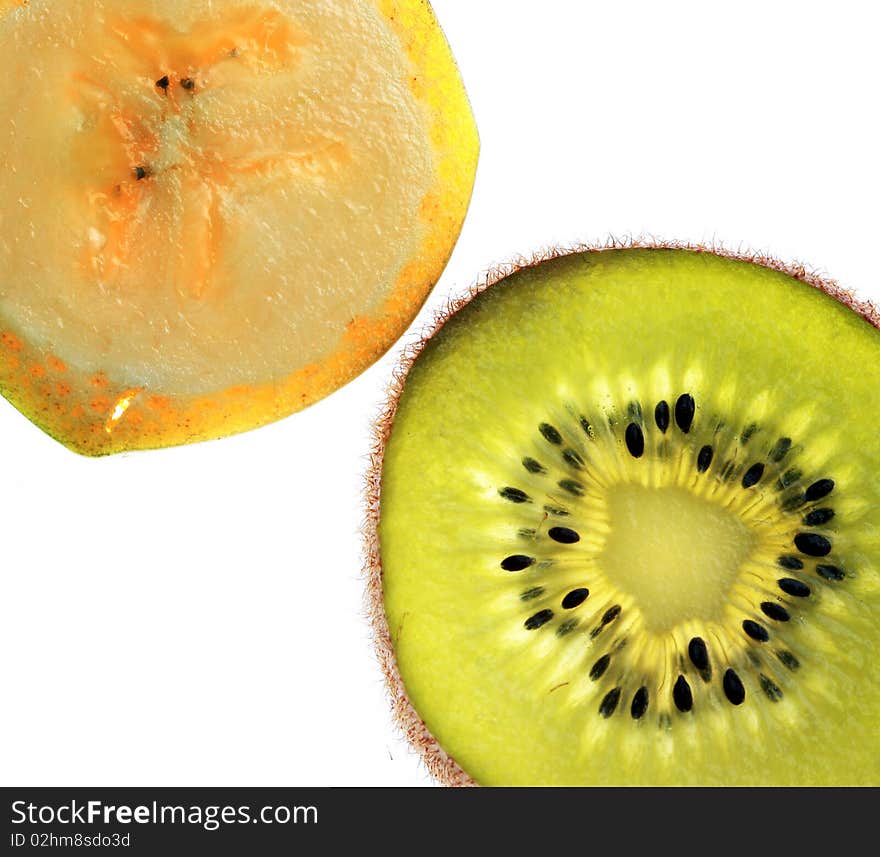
[362,236,880,787]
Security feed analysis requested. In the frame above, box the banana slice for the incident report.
[0,0,478,454]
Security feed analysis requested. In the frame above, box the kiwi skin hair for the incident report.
[363,238,880,787]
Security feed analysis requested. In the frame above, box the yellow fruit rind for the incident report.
[363,236,880,787]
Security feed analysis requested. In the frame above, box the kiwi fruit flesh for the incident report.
[0,0,477,455]
[369,246,880,786]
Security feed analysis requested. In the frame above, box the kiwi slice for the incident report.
[367,245,880,786]
[0,0,477,454]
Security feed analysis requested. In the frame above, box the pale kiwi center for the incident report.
[600,484,757,633]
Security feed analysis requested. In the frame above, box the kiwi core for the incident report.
[601,484,756,632]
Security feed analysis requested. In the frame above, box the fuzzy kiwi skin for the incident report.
[364,238,880,787]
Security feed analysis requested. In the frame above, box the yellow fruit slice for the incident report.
[0,0,478,454]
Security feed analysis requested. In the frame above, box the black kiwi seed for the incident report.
[804,508,835,526]
[522,457,545,474]
[742,619,770,642]
[631,686,649,720]
[181,77,196,91]
[543,505,570,517]
[548,526,580,544]
[590,615,619,640]
[599,687,622,718]
[795,532,832,557]
[558,479,585,496]
[655,400,670,433]
[675,393,695,433]
[562,449,585,469]
[556,619,579,637]
[741,463,765,489]
[778,578,811,597]
[501,555,535,572]
[520,587,544,601]
[741,423,759,444]
[134,165,150,181]
[723,669,746,705]
[778,468,803,489]
[759,674,783,702]
[539,423,563,445]
[601,605,622,625]
[760,601,791,622]
[579,416,593,438]
[697,445,714,473]
[781,492,806,512]
[805,478,835,502]
[776,650,800,671]
[688,637,711,680]
[524,609,554,630]
[778,555,804,570]
[500,487,530,503]
[770,437,793,462]
[561,588,589,609]
[155,75,170,90]
[672,675,693,712]
[816,564,845,581]
[625,423,645,458]
[589,654,611,681]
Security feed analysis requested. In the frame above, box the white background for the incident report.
[1,0,878,786]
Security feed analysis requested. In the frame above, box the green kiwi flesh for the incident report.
[368,246,880,786]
